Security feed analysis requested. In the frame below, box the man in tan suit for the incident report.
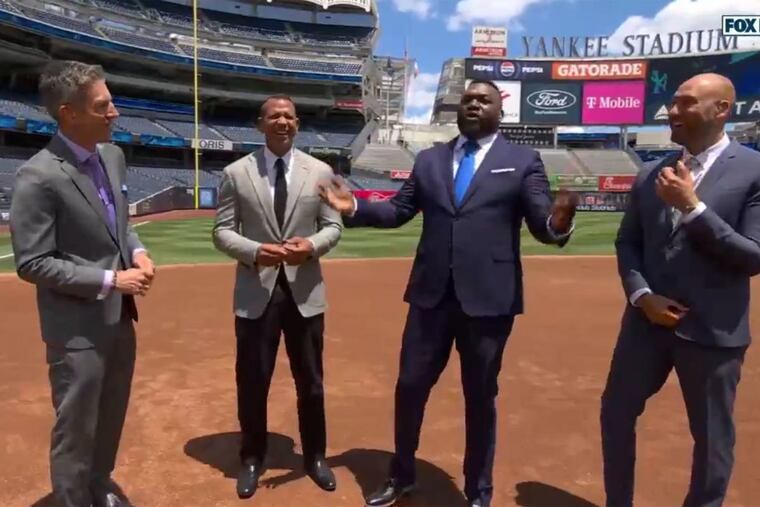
[212,95,343,499]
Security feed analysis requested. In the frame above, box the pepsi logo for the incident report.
[499,61,516,78]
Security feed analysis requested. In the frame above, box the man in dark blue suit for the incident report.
[602,73,760,507]
[319,80,578,507]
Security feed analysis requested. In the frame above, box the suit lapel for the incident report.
[694,141,736,203]
[245,150,279,237]
[49,136,117,243]
[458,134,504,209]
[283,151,309,230]
[439,138,457,211]
[669,142,737,238]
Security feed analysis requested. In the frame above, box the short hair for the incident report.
[466,79,501,96]
[258,95,297,119]
[38,60,105,121]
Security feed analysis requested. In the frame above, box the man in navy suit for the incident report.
[602,73,760,507]
[319,80,578,507]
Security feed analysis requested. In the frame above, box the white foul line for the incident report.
[133,221,151,228]
[0,252,13,260]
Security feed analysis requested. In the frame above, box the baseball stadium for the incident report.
[1,0,760,505]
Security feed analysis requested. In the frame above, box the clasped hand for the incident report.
[256,237,314,267]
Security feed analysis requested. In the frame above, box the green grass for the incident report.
[0,212,623,272]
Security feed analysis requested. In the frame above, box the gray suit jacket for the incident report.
[616,141,760,348]
[9,135,144,349]
[212,148,343,319]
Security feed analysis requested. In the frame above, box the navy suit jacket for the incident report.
[348,135,569,317]
[616,141,760,348]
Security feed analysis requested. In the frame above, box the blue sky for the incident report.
[371,0,760,125]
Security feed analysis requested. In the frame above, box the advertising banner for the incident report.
[552,60,648,80]
[465,59,550,81]
[582,81,645,125]
[352,190,397,202]
[573,191,630,211]
[499,125,554,146]
[521,82,582,124]
[191,139,235,151]
[598,175,636,192]
[390,170,411,180]
[645,51,760,124]
[334,99,364,111]
[471,26,507,57]
[494,80,522,124]
[548,174,599,190]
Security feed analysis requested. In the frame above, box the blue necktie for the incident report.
[454,140,480,205]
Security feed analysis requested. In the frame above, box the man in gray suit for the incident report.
[10,61,153,507]
[212,95,343,499]
[602,73,760,507]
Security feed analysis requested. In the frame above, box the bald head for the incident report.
[682,72,736,106]
[668,72,735,154]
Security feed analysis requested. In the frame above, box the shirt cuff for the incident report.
[546,214,574,240]
[349,196,358,217]
[98,270,115,300]
[680,202,707,224]
[630,287,652,306]
[132,248,147,257]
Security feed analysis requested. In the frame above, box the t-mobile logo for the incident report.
[586,96,597,109]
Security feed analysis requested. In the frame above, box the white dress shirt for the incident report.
[452,133,572,239]
[629,133,731,306]
[262,145,295,199]
[257,144,315,258]
[452,132,499,177]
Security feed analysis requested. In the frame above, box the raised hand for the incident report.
[655,160,699,211]
[317,175,355,215]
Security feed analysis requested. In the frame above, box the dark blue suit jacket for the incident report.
[616,141,760,348]
[348,135,569,317]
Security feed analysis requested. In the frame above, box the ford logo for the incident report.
[526,90,576,110]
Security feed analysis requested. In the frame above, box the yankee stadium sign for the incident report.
[521,29,739,58]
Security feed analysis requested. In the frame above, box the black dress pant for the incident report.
[390,282,514,505]
[601,315,746,507]
[235,272,326,464]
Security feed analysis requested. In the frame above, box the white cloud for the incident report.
[447,0,547,32]
[607,0,760,54]
[403,111,434,124]
[392,0,433,19]
[402,72,440,125]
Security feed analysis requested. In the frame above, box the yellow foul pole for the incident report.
[192,0,200,209]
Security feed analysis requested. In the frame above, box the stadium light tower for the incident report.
[385,58,395,144]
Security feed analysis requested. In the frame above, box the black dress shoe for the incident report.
[91,479,130,507]
[92,492,125,507]
[364,478,415,507]
[237,459,265,499]
[305,456,336,491]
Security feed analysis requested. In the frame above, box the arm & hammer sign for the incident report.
[722,16,760,35]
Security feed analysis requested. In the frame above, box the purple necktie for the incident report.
[83,154,116,233]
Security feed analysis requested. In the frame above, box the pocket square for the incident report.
[491,167,515,174]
